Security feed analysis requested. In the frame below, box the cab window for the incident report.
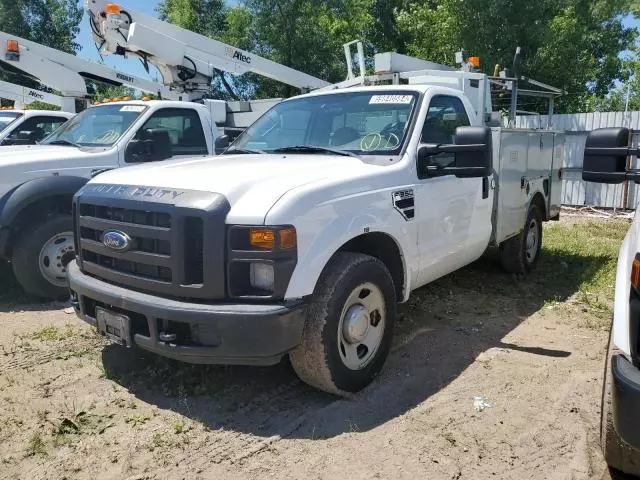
[7,115,68,143]
[136,108,207,156]
[420,95,470,169]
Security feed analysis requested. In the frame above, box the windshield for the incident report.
[41,104,147,147]
[0,112,22,132]
[230,91,419,156]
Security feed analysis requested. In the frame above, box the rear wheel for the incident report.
[289,252,396,395]
[11,215,74,300]
[499,204,542,274]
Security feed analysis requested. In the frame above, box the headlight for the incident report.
[227,225,297,299]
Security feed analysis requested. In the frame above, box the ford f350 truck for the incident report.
[68,55,565,395]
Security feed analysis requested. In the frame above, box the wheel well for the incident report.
[6,194,73,255]
[531,192,547,220]
[338,232,405,301]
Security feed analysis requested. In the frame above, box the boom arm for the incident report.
[0,30,186,112]
[85,0,330,94]
[0,80,65,110]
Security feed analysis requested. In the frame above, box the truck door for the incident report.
[121,107,209,165]
[414,95,493,286]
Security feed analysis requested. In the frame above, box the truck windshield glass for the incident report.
[41,104,147,147]
[0,112,22,132]
[230,91,419,156]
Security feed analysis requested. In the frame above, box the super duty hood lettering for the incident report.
[85,184,185,199]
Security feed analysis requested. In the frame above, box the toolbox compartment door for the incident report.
[496,130,528,243]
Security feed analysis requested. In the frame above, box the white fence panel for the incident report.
[515,111,640,209]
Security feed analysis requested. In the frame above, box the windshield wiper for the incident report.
[271,145,359,158]
[222,147,265,155]
[47,139,81,148]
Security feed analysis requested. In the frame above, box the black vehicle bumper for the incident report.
[612,354,640,450]
[67,261,306,366]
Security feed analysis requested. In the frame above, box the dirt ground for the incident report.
[0,217,635,480]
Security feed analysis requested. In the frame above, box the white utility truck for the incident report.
[0,80,74,145]
[68,52,565,395]
[0,108,73,145]
[578,128,640,476]
[0,0,329,299]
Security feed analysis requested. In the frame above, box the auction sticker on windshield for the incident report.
[119,106,146,113]
[369,95,414,104]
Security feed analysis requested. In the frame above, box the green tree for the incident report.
[23,0,83,53]
[397,0,637,113]
[0,0,83,105]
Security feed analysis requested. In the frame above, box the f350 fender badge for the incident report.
[392,189,415,221]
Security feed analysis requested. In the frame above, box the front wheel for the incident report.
[289,252,396,395]
[11,215,74,300]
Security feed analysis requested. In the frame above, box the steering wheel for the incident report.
[381,121,404,136]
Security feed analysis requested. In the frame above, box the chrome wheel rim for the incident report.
[337,282,386,370]
[38,231,74,287]
[525,218,539,264]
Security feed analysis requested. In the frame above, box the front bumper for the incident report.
[67,261,306,366]
[612,354,640,450]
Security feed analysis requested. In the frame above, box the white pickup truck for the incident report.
[579,128,640,476]
[68,63,565,395]
[0,109,73,145]
[0,99,234,300]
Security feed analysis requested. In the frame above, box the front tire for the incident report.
[11,215,74,300]
[289,252,396,395]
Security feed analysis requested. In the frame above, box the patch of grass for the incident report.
[27,326,62,341]
[56,348,91,360]
[149,432,172,451]
[25,433,47,457]
[53,411,115,437]
[542,220,628,320]
[125,413,151,427]
[172,422,191,434]
[346,420,359,433]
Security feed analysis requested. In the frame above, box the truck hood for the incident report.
[89,154,382,224]
[0,145,99,167]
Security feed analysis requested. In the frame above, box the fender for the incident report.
[284,214,414,302]
[0,175,88,227]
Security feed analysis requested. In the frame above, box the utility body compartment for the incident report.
[492,128,564,244]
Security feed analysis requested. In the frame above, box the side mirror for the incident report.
[214,134,229,154]
[126,128,172,163]
[582,128,636,184]
[417,126,492,178]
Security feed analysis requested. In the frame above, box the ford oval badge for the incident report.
[103,231,132,252]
